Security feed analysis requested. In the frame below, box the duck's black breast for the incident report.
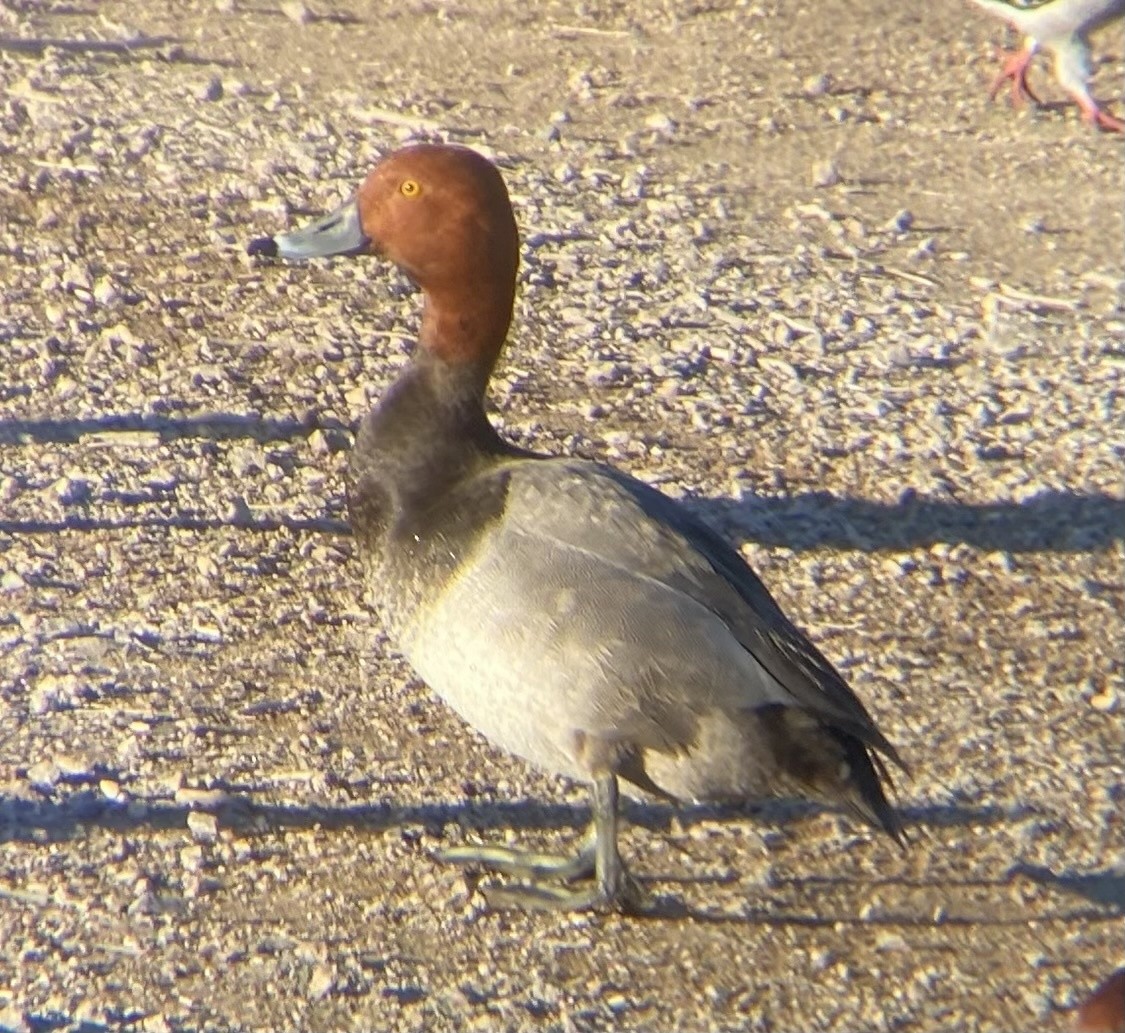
[344,361,528,622]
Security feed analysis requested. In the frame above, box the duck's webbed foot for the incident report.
[435,773,647,912]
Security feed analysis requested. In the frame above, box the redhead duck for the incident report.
[248,144,906,912]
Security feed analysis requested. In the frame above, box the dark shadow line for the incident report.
[2,416,1120,552]
[690,489,1125,553]
[0,34,177,55]
[634,897,1122,927]
[0,790,1036,846]
[0,412,353,446]
[239,4,363,23]
[1007,862,1125,909]
[3,491,1118,553]
[0,514,350,536]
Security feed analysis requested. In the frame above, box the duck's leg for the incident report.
[988,42,1041,107]
[1053,42,1125,133]
[1078,102,1125,134]
[435,772,645,912]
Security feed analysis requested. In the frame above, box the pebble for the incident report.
[643,112,677,135]
[55,755,93,778]
[198,75,224,102]
[93,279,120,306]
[308,962,335,999]
[280,0,311,24]
[1088,687,1118,712]
[886,209,914,233]
[180,845,206,872]
[26,760,62,790]
[811,158,841,188]
[175,787,229,808]
[29,674,80,715]
[54,476,91,505]
[1,571,26,592]
[187,811,220,843]
[803,72,832,97]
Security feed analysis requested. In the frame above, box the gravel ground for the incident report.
[1,0,1123,1030]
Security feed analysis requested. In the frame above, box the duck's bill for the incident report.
[247,198,369,260]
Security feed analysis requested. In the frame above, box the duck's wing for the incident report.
[499,459,904,770]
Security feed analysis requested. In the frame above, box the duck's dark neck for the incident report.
[351,352,509,493]
[386,348,500,430]
[347,353,515,561]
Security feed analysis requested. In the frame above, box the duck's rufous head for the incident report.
[249,144,520,379]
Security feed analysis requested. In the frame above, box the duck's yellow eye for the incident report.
[400,179,421,198]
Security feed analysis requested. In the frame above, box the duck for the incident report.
[247,143,906,912]
[967,0,1125,132]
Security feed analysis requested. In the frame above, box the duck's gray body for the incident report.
[348,359,902,837]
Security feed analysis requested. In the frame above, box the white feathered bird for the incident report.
[968,0,1125,131]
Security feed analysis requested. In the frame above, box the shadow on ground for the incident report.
[0,783,1040,844]
[2,788,1122,929]
[1,411,1121,552]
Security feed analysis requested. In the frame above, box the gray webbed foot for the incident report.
[435,773,646,912]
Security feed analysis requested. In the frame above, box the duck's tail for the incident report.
[757,704,908,847]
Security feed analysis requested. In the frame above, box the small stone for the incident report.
[1,570,26,592]
[30,674,80,714]
[344,385,370,408]
[803,72,832,97]
[55,754,92,778]
[187,811,219,843]
[811,158,840,188]
[198,75,223,102]
[886,209,914,233]
[910,236,936,259]
[99,778,123,801]
[1089,687,1118,712]
[174,786,228,808]
[27,760,62,790]
[809,948,834,972]
[308,962,335,999]
[280,0,311,23]
[643,112,677,135]
[93,279,120,306]
[875,931,908,952]
[55,476,91,505]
